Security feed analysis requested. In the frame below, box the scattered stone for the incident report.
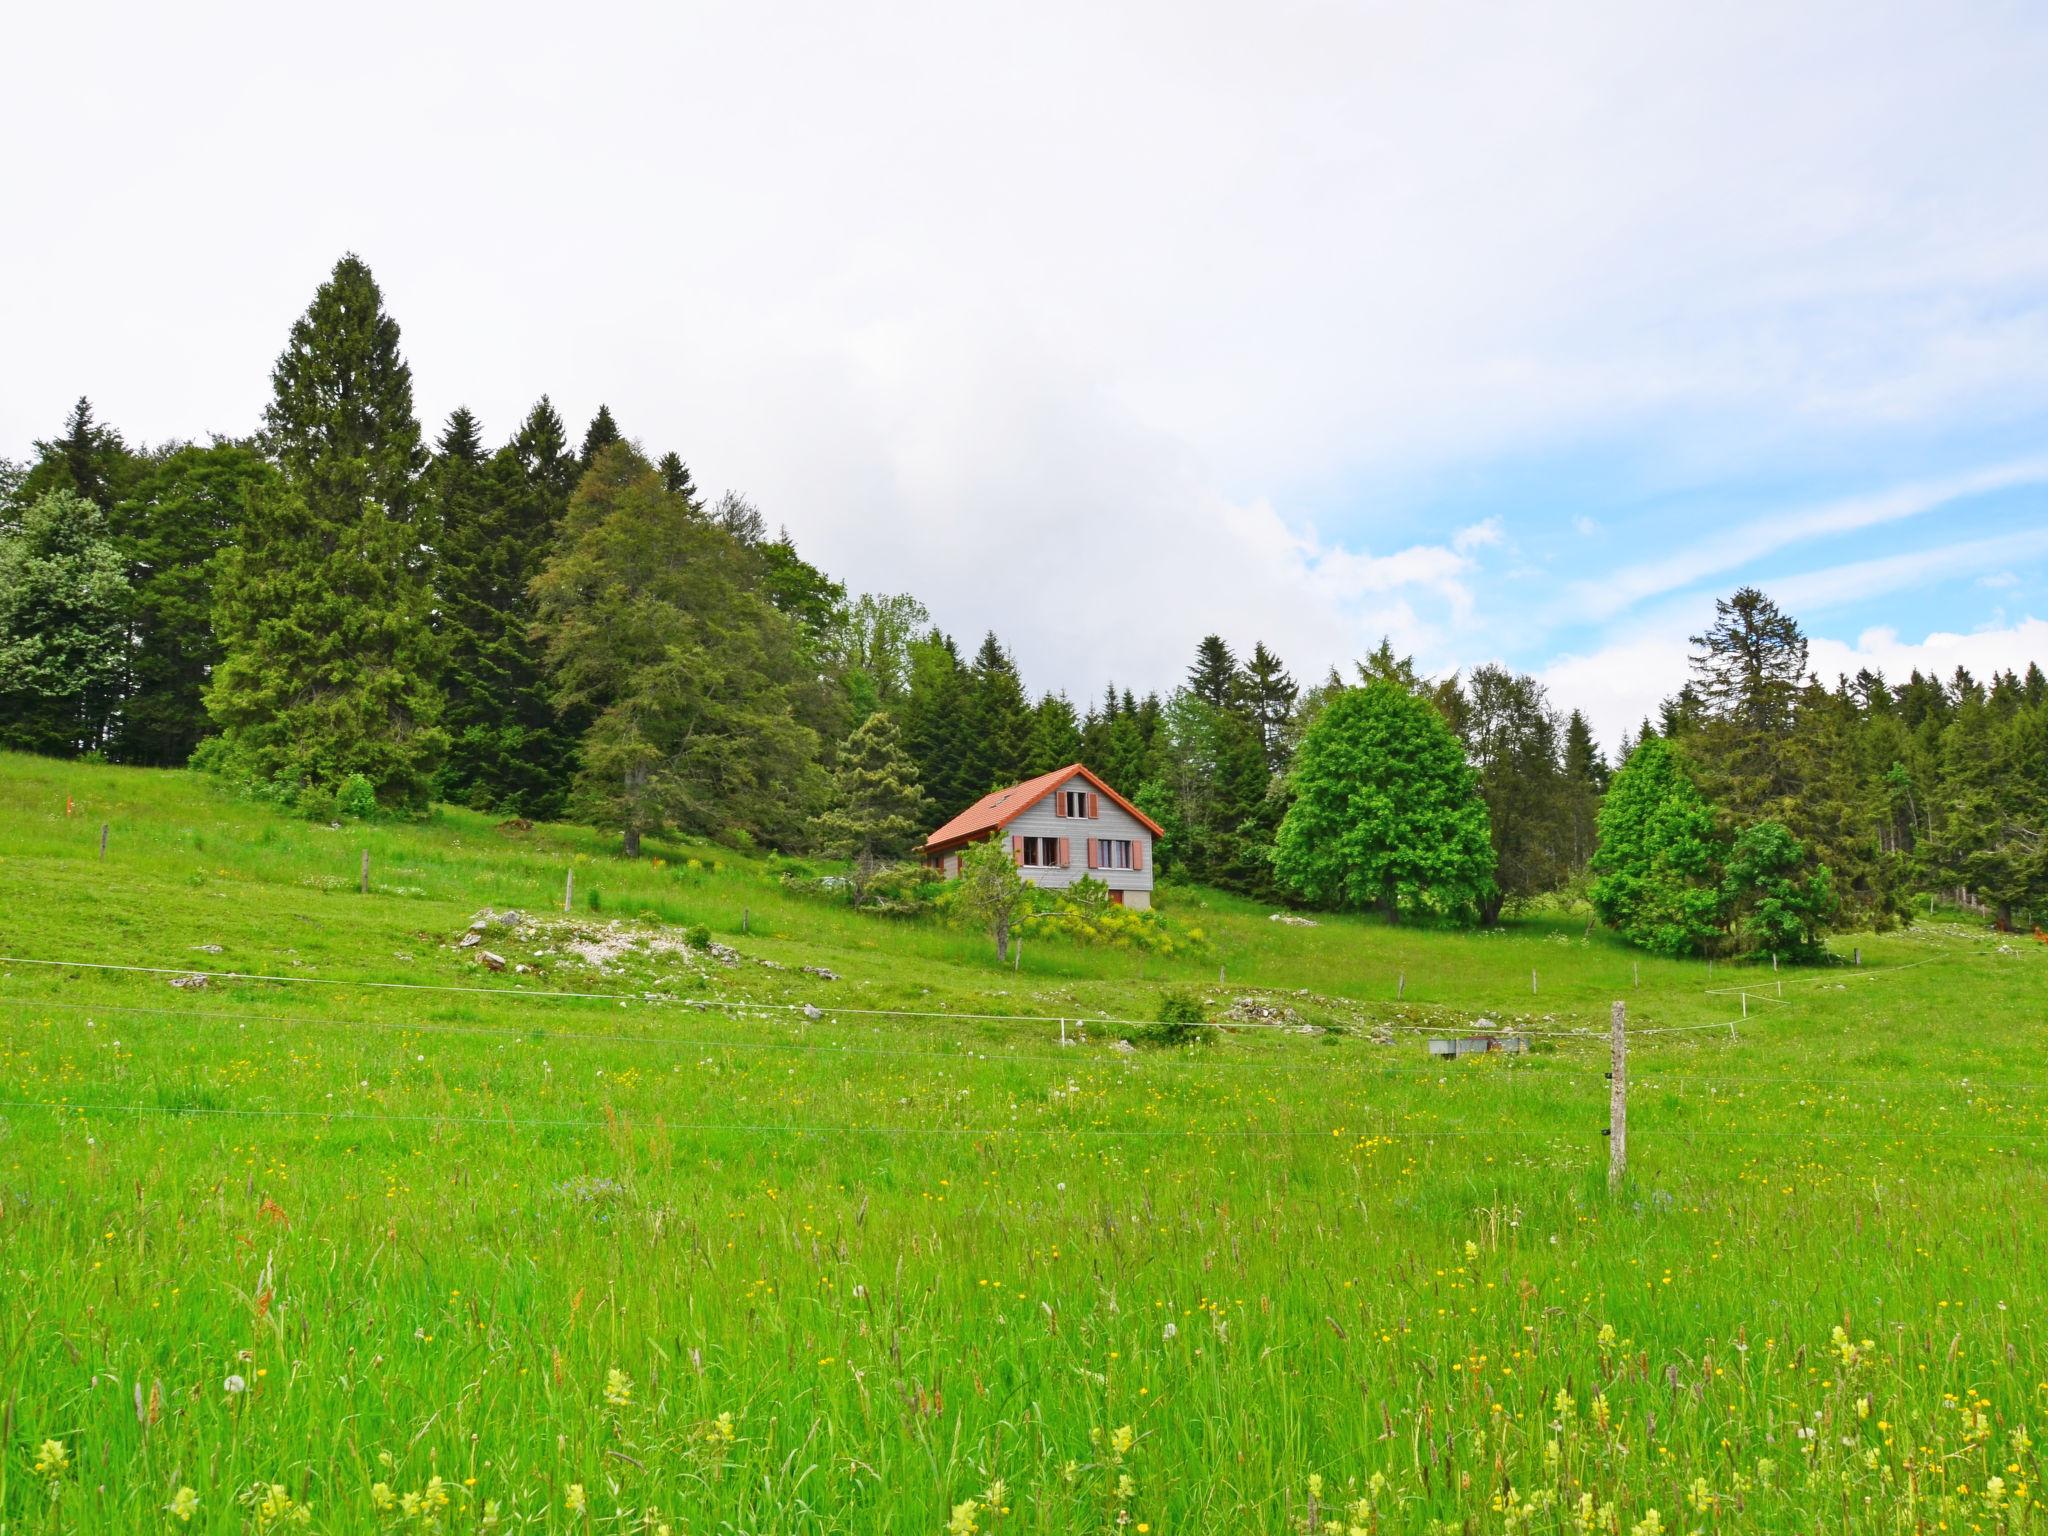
[192,943,223,954]
[1268,912,1319,927]
[1224,996,1303,1027]
[1113,1040,1137,1054]
[478,951,507,972]
[515,963,533,975]
[801,1003,823,1020]
[169,973,208,990]
[456,931,481,949]
[801,966,841,981]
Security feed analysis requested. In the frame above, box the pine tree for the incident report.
[904,630,973,816]
[1027,692,1083,774]
[657,451,699,506]
[210,255,443,805]
[961,633,1032,794]
[1188,635,1239,709]
[1242,641,1298,772]
[579,405,622,467]
[20,397,137,511]
[263,254,424,524]
[1561,708,1607,870]
[0,490,131,756]
[814,711,933,870]
[110,443,275,765]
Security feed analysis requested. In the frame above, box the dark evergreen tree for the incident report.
[1242,641,1298,773]
[1561,708,1607,870]
[579,404,622,468]
[1028,692,1083,773]
[210,255,444,805]
[1188,634,1239,709]
[961,632,1032,795]
[657,451,699,506]
[110,443,275,765]
[263,254,425,525]
[903,630,973,817]
[20,397,138,512]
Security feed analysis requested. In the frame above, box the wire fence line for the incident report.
[0,951,1782,1042]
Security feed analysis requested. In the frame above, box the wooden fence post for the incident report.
[1397,971,1405,1001]
[360,849,369,894]
[99,823,109,861]
[1608,1001,1627,1190]
[564,868,574,913]
[1531,968,1538,994]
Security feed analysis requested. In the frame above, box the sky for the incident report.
[5,0,2047,749]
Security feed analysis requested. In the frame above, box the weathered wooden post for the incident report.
[1218,964,1225,984]
[1608,1001,1627,1190]
[99,823,109,860]
[1397,971,1406,1001]
[360,849,370,894]
[743,907,750,935]
[1633,960,1640,989]
[1531,967,1538,995]
[1854,946,1861,967]
[564,868,574,913]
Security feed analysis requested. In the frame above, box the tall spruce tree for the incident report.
[263,254,424,525]
[1027,692,1083,773]
[1188,635,1239,708]
[961,632,1032,795]
[209,255,444,805]
[656,451,699,506]
[1561,708,1607,870]
[904,630,973,816]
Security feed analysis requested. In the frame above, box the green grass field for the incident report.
[2,752,2044,1535]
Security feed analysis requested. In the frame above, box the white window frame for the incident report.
[1062,790,1089,817]
[1097,838,1133,870]
[1022,835,1059,868]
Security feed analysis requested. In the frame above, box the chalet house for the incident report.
[921,763,1164,909]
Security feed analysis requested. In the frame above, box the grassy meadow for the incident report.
[2,751,2045,1534]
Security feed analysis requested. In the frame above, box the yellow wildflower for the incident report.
[946,1498,980,1535]
[605,1368,633,1408]
[565,1483,587,1515]
[35,1440,69,1478]
[169,1487,200,1523]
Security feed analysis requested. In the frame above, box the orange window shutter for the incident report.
[1058,836,1070,867]
[1088,792,1099,818]
[1054,788,1066,817]
[1086,839,1098,870]
[1011,835,1023,865]
[1132,840,1145,871]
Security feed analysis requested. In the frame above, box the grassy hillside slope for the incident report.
[1,753,2043,1534]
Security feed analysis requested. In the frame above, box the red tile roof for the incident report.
[921,762,1165,852]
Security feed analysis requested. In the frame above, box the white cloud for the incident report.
[1763,528,2048,613]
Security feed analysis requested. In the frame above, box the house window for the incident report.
[1061,790,1089,817]
[1022,836,1063,867]
[1097,838,1133,870]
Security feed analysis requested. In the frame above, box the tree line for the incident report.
[4,254,2044,952]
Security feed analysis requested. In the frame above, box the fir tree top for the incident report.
[264,254,423,519]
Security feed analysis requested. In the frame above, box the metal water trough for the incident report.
[1428,1033,1528,1058]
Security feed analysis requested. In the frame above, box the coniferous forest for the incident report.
[4,254,2045,953]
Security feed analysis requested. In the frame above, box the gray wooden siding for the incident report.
[998,774,1154,907]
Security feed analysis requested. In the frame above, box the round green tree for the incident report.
[1272,680,1495,923]
[1589,735,1725,955]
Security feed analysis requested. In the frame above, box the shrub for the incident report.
[684,923,712,949]
[1138,988,1212,1047]
[336,773,378,819]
